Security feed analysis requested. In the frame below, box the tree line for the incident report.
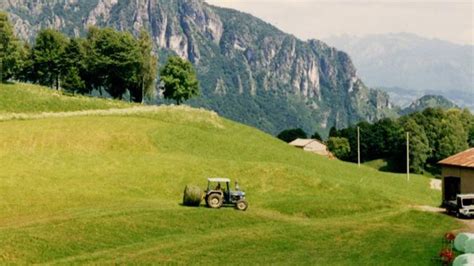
[277,107,474,174]
[1,12,199,104]
[329,108,474,174]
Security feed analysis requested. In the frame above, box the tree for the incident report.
[401,117,430,174]
[412,108,444,162]
[14,42,32,82]
[135,28,157,103]
[437,110,468,160]
[0,12,25,82]
[458,108,474,147]
[328,126,339,138]
[337,126,358,162]
[357,121,372,162]
[277,128,307,143]
[85,27,141,99]
[61,38,87,93]
[469,127,474,147]
[311,131,323,141]
[159,55,199,105]
[327,137,351,160]
[32,29,68,89]
[370,118,404,159]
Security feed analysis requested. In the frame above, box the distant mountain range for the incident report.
[2,0,396,135]
[379,86,473,112]
[324,33,473,110]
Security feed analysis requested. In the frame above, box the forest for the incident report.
[327,107,474,174]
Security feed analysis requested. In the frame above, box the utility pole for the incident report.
[357,126,360,167]
[406,131,410,182]
[0,58,3,83]
[141,80,144,104]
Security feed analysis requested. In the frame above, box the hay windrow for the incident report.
[0,105,224,129]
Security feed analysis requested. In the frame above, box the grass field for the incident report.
[0,83,131,114]
[363,158,402,173]
[0,83,461,264]
[364,158,439,178]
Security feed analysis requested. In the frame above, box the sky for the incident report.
[205,0,473,45]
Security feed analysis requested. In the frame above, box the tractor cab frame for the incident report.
[205,177,248,211]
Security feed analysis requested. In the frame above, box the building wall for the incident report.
[442,166,474,199]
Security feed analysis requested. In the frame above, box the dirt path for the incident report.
[419,179,472,232]
[459,219,474,232]
[414,205,444,213]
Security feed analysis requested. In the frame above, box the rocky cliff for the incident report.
[2,0,396,135]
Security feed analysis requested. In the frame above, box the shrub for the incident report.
[327,137,351,160]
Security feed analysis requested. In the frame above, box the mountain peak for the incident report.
[401,94,458,115]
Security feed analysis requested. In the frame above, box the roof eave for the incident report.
[438,162,474,169]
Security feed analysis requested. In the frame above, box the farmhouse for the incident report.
[289,138,330,156]
[438,148,474,204]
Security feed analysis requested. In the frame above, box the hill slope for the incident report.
[0,83,458,264]
[3,0,396,135]
[0,83,131,113]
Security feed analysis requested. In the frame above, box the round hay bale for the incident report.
[183,185,203,206]
[455,233,474,252]
[453,254,474,266]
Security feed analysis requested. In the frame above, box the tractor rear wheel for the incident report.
[207,194,223,209]
[235,199,248,211]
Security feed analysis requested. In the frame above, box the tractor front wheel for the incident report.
[207,194,223,209]
[235,199,248,211]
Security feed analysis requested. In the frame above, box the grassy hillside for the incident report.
[0,83,460,264]
[0,83,131,113]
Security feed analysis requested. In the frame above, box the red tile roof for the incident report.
[438,148,474,168]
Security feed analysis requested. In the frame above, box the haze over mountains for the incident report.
[324,33,474,109]
[2,0,397,135]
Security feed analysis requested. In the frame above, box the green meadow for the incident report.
[0,83,460,264]
[0,83,130,114]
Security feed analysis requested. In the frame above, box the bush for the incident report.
[327,137,351,160]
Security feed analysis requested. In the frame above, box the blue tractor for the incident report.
[205,177,248,211]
